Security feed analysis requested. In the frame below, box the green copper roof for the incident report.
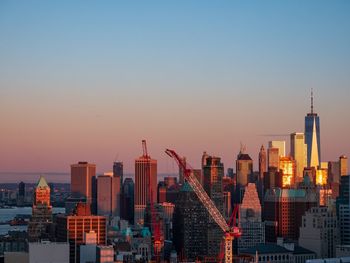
[141,227,151,237]
[180,182,193,192]
[37,176,49,188]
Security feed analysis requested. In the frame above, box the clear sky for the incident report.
[1,1,349,181]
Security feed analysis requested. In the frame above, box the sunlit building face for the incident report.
[279,157,296,188]
[316,169,328,186]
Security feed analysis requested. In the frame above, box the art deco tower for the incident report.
[305,90,321,168]
[28,176,52,241]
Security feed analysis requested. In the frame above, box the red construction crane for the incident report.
[165,149,241,263]
[142,140,162,261]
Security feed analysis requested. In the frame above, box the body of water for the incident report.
[0,206,65,235]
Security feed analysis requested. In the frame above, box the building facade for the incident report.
[27,176,52,242]
[134,153,157,225]
[173,182,208,261]
[203,156,224,257]
[238,183,265,252]
[56,203,107,263]
[299,206,339,258]
[291,132,307,183]
[305,92,321,168]
[264,187,318,242]
[70,162,96,211]
[97,172,121,217]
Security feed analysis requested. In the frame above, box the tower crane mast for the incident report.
[165,149,241,263]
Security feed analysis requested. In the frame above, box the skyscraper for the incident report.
[113,161,123,184]
[259,145,267,181]
[264,186,318,242]
[238,183,265,252]
[121,178,134,223]
[258,145,267,203]
[134,147,157,225]
[56,203,107,263]
[236,151,253,186]
[279,157,296,188]
[17,181,25,206]
[203,155,224,257]
[267,147,279,170]
[173,182,208,261]
[340,155,348,177]
[70,162,96,209]
[305,90,321,168]
[97,172,121,217]
[291,132,308,183]
[28,176,52,242]
[268,141,286,157]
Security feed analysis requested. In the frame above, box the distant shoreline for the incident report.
[0,172,177,183]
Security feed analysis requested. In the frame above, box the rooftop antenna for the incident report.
[311,88,314,114]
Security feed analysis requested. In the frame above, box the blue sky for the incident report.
[0,1,349,177]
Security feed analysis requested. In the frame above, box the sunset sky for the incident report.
[1,1,350,181]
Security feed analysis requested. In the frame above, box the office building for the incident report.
[279,157,296,188]
[291,132,307,183]
[56,203,107,263]
[121,178,134,223]
[264,186,318,242]
[113,161,123,182]
[299,206,339,258]
[236,150,253,186]
[238,183,265,252]
[28,176,52,242]
[259,145,267,180]
[97,172,120,217]
[268,147,279,170]
[269,141,286,157]
[203,155,224,257]
[178,156,186,184]
[17,181,25,207]
[134,150,157,225]
[173,182,208,261]
[264,167,282,191]
[340,155,348,177]
[70,162,96,211]
[305,90,321,168]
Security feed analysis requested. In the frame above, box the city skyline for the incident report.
[1,1,350,178]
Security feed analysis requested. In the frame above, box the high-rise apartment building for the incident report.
[97,172,121,217]
[305,91,321,168]
[28,176,52,242]
[70,162,96,210]
[299,206,339,258]
[291,132,307,183]
[203,155,224,257]
[173,182,208,261]
[134,149,157,225]
[268,141,286,157]
[56,203,107,263]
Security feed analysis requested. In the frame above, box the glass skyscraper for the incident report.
[305,91,321,168]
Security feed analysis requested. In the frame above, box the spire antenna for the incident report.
[311,88,314,114]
